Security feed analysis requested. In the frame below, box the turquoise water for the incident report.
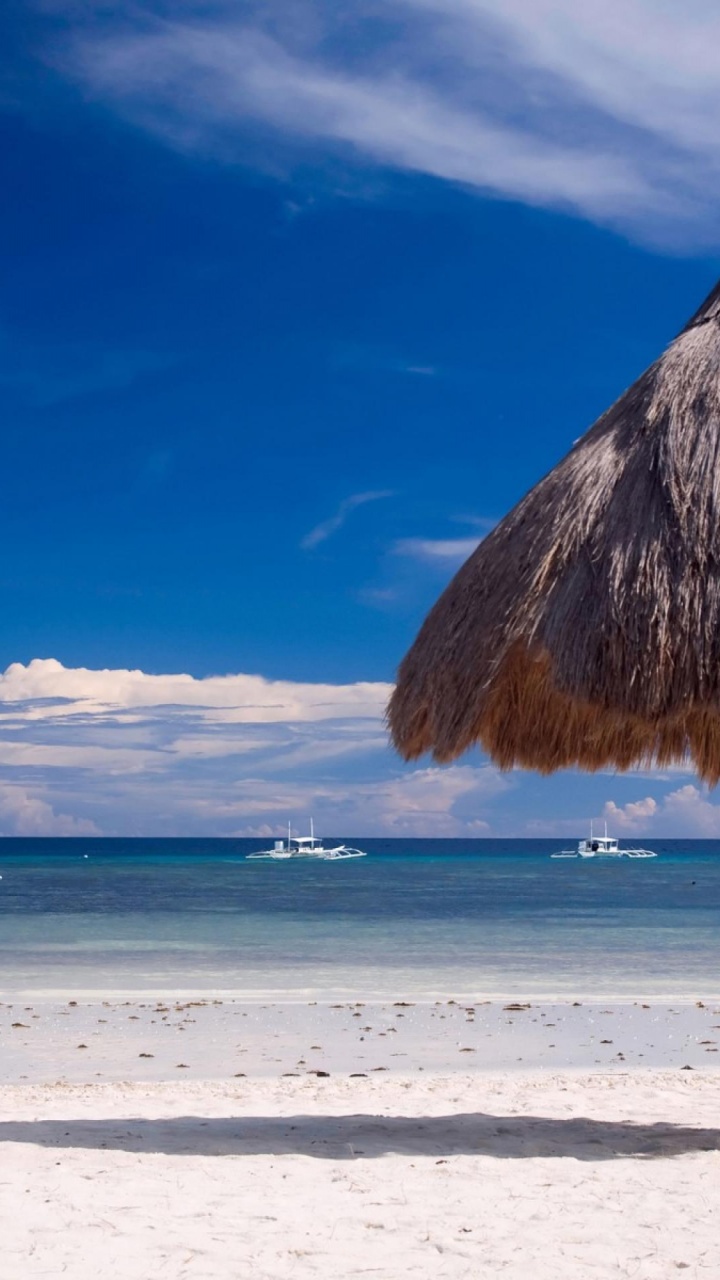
[0,839,719,998]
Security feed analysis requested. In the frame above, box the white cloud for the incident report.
[11,659,719,838]
[660,784,720,836]
[0,658,389,723]
[45,2,720,243]
[301,490,394,551]
[603,796,658,832]
[603,785,720,836]
[0,657,509,836]
[0,785,100,836]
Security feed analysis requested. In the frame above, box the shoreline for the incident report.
[5,987,720,1003]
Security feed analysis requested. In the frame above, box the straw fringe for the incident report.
[389,280,720,783]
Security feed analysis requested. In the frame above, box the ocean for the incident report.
[0,838,719,1000]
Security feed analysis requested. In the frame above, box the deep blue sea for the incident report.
[1,839,719,999]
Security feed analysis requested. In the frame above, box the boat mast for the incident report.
[288,819,291,852]
[311,815,314,844]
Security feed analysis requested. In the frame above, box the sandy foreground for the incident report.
[1,998,720,1279]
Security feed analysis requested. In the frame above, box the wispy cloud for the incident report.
[454,516,498,533]
[331,345,438,377]
[359,515,493,606]
[301,490,394,551]
[393,537,481,564]
[44,1,720,244]
[223,765,505,836]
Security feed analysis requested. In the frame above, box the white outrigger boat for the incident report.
[246,820,367,862]
[551,823,656,859]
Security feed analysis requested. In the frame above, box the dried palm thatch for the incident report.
[389,279,720,783]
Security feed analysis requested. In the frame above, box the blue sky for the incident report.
[3,1,720,836]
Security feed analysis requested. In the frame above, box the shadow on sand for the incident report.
[0,1112,718,1160]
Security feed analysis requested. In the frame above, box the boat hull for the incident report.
[247,845,366,861]
[552,849,657,859]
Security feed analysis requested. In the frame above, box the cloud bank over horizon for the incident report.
[43,0,720,248]
[0,657,507,837]
[0,657,716,839]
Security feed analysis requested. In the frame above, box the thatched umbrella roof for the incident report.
[389,279,720,784]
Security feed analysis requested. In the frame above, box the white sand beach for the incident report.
[2,1069,719,1279]
[1,997,720,1278]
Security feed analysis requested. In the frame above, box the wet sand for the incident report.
[2,995,720,1082]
